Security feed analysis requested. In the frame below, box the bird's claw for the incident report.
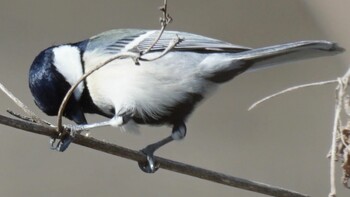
[49,125,84,152]
[138,149,160,173]
[49,133,72,152]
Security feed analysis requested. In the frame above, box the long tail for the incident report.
[243,40,344,71]
[201,40,344,83]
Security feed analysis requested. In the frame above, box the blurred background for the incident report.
[0,0,349,196]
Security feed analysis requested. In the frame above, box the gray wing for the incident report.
[86,29,251,54]
[137,30,251,52]
[86,29,147,52]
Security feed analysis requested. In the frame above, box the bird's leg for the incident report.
[138,121,187,173]
[52,115,132,152]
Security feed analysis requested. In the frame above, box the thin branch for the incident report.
[57,0,178,134]
[329,78,344,197]
[139,35,183,61]
[0,82,47,125]
[247,75,350,196]
[248,79,338,111]
[7,109,41,124]
[0,114,308,197]
[56,36,182,133]
[140,0,172,55]
[56,52,140,132]
[328,68,350,196]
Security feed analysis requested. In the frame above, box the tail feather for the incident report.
[200,40,344,83]
[244,40,344,71]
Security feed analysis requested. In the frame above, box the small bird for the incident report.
[29,29,343,173]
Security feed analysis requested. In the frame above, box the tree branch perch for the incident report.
[0,114,308,197]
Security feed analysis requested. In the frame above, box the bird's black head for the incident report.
[28,45,87,125]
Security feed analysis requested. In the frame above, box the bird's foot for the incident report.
[138,145,160,173]
[49,125,85,152]
[136,121,186,173]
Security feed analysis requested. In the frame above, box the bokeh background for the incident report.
[0,0,349,196]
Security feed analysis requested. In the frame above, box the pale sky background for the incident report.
[0,1,349,196]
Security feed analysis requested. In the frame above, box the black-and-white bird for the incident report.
[29,29,343,172]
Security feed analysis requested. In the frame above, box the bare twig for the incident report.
[328,68,350,196]
[249,66,350,196]
[329,78,344,197]
[57,0,179,134]
[56,37,183,134]
[0,82,47,125]
[140,0,172,55]
[57,52,139,132]
[248,66,350,196]
[7,109,40,123]
[0,114,308,197]
[249,79,338,111]
[139,35,183,61]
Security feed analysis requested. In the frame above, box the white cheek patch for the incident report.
[53,45,84,99]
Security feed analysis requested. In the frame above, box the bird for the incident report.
[28,29,344,173]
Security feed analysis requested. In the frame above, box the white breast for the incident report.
[83,51,217,120]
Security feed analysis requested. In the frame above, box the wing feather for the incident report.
[138,31,251,52]
[86,29,251,54]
